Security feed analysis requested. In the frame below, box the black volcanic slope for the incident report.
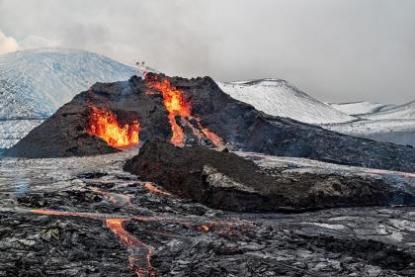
[5,77,171,158]
[6,73,415,172]
[124,141,415,212]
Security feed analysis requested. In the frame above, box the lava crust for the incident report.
[124,141,415,212]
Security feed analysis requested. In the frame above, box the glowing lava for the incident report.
[106,219,155,277]
[87,106,140,148]
[146,77,191,146]
[200,127,223,147]
[146,75,223,147]
[29,207,252,277]
[30,209,155,277]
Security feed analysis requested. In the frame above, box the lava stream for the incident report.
[87,106,140,148]
[146,75,223,147]
[106,219,155,277]
[29,207,251,277]
[31,209,108,220]
[30,209,155,277]
[145,77,190,146]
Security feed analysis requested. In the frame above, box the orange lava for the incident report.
[30,208,250,277]
[200,127,224,147]
[144,183,172,196]
[146,77,190,147]
[30,209,105,220]
[146,76,224,148]
[198,224,211,233]
[87,106,140,148]
[106,219,156,277]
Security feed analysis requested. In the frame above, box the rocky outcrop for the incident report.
[124,141,415,212]
[6,73,415,172]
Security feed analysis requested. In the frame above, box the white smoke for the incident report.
[0,30,18,55]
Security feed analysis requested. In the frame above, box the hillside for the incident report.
[219,79,355,125]
[0,48,138,148]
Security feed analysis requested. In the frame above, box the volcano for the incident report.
[6,73,415,172]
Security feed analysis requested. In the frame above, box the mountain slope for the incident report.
[210,79,415,147]
[0,48,138,148]
[361,101,415,120]
[326,101,415,147]
[330,101,393,116]
[0,48,138,118]
[218,79,356,125]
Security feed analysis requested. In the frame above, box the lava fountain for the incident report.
[87,106,140,148]
[146,75,223,147]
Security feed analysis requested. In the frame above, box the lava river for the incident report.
[145,75,223,148]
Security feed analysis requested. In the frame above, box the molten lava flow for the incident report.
[30,209,156,277]
[30,209,105,220]
[146,77,191,146]
[106,219,155,277]
[198,224,211,233]
[200,127,224,147]
[146,75,224,147]
[87,106,140,148]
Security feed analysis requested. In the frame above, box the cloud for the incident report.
[0,0,414,103]
[19,35,61,50]
[0,30,18,55]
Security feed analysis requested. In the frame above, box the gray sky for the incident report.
[0,0,414,104]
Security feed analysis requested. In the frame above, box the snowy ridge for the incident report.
[330,101,393,116]
[0,48,138,148]
[219,78,415,147]
[326,100,415,147]
[325,119,415,148]
[219,79,356,125]
[361,101,415,120]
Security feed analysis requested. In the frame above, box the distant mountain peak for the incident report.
[0,48,138,148]
[219,78,355,125]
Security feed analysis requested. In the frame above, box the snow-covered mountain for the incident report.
[0,48,138,148]
[360,101,415,120]
[326,101,415,147]
[325,119,415,147]
[330,101,393,116]
[219,79,356,125]
[219,79,415,147]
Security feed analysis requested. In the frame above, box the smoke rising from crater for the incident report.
[0,0,414,104]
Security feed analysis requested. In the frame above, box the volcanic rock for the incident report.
[2,149,415,276]
[7,73,415,173]
[124,141,415,212]
[5,78,171,158]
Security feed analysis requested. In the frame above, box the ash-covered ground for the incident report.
[0,150,415,277]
